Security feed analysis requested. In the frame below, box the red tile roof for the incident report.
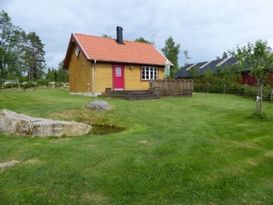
[64,33,171,68]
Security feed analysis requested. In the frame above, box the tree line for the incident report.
[0,10,67,87]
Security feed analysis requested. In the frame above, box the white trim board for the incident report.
[186,63,197,71]
[216,58,230,67]
[199,61,211,69]
[73,33,90,60]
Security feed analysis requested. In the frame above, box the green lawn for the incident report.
[1,88,273,205]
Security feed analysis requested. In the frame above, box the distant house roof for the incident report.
[63,33,172,68]
[176,57,237,78]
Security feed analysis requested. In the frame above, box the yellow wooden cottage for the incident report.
[63,27,173,95]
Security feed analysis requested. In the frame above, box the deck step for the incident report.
[103,90,159,100]
[126,96,159,100]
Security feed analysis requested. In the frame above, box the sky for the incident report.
[1,0,273,68]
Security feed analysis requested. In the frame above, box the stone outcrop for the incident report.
[86,100,112,111]
[0,109,91,137]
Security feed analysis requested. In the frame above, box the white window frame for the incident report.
[116,67,121,76]
[141,66,158,80]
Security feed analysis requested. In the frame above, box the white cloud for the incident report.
[2,0,273,67]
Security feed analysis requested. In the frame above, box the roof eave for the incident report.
[88,59,166,67]
[63,34,74,69]
[63,33,91,69]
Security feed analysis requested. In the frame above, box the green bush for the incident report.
[21,81,38,90]
[2,80,19,89]
[36,79,49,86]
[194,79,273,102]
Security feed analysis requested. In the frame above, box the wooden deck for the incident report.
[103,79,193,100]
[150,79,193,97]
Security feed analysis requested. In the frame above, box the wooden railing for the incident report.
[149,81,161,97]
[149,79,193,96]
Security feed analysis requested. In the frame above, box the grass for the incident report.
[0,88,273,204]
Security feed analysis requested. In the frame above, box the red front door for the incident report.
[112,64,124,90]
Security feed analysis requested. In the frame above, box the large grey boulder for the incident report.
[86,100,112,111]
[0,109,91,137]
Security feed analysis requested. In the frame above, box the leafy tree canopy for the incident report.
[0,10,46,83]
[232,40,273,82]
[135,37,151,44]
[231,40,273,114]
[162,37,180,78]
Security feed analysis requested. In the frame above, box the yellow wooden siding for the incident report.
[158,67,164,79]
[94,64,165,92]
[124,65,164,90]
[124,65,148,90]
[68,47,165,93]
[94,63,112,93]
[68,46,92,92]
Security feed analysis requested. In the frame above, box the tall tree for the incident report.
[0,10,12,83]
[232,40,273,115]
[23,32,46,81]
[0,10,46,84]
[0,10,24,83]
[6,28,27,79]
[162,37,180,78]
[135,37,151,44]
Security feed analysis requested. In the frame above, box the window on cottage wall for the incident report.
[141,66,158,80]
[75,46,80,57]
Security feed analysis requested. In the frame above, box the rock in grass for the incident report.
[0,109,91,137]
[86,100,112,111]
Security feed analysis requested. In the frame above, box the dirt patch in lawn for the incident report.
[230,140,263,150]
[264,150,273,158]
[80,192,108,204]
[23,158,41,165]
[0,160,20,170]
[139,140,150,145]
[245,157,261,167]
[50,138,73,143]
[91,124,125,135]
